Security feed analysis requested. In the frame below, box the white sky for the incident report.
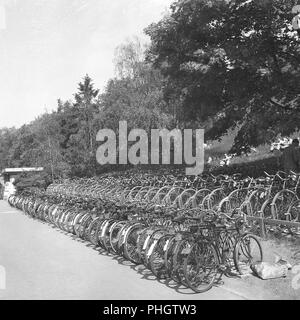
[0,0,172,128]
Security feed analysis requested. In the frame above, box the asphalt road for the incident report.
[0,200,253,300]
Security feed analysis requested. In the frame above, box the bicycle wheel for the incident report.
[286,200,300,235]
[184,241,219,293]
[172,238,194,285]
[53,208,64,229]
[218,230,237,275]
[116,222,132,255]
[81,215,94,240]
[66,211,79,233]
[60,210,73,232]
[136,227,153,263]
[57,209,70,230]
[144,229,166,268]
[123,224,144,264]
[149,234,173,279]
[74,213,88,237]
[102,220,117,251]
[164,235,178,277]
[97,219,111,248]
[87,218,102,246]
[109,221,127,254]
[234,234,263,275]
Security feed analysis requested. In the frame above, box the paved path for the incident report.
[0,200,256,300]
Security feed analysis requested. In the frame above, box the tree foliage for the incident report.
[145,0,300,153]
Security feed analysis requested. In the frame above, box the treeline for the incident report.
[0,38,172,180]
[0,0,299,182]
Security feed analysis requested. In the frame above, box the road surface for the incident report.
[0,200,262,300]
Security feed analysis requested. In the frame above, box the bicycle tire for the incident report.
[234,234,263,275]
[183,240,219,293]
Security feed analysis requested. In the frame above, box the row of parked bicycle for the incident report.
[7,170,299,292]
[8,172,266,293]
[47,170,300,233]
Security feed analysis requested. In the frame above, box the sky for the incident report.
[0,0,172,128]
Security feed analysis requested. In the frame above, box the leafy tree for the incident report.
[30,112,70,180]
[99,39,171,131]
[145,0,300,153]
[113,37,145,79]
[0,127,18,169]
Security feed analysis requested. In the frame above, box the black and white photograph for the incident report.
[0,0,300,304]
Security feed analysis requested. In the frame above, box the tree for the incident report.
[55,76,100,176]
[145,0,300,153]
[30,112,70,180]
[113,37,145,79]
[0,127,18,170]
[74,75,99,155]
[98,39,171,132]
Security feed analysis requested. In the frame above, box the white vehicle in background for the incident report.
[3,179,16,201]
